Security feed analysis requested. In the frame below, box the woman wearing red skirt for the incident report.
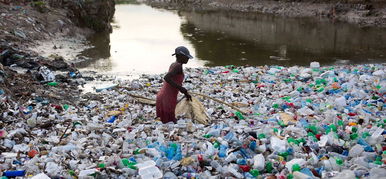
[156,46,193,123]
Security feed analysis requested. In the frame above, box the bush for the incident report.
[31,1,48,13]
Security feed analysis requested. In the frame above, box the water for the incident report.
[79,4,206,78]
[79,3,386,77]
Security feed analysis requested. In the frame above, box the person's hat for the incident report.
[172,46,193,59]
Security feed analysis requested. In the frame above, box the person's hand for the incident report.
[185,92,192,101]
[180,87,191,101]
[180,87,187,94]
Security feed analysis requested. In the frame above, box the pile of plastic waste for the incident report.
[0,62,385,178]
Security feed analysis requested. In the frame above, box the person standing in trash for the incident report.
[156,46,193,123]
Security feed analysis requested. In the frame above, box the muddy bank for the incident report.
[0,0,115,58]
[145,0,386,27]
[0,0,115,105]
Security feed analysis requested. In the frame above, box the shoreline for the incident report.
[145,0,386,28]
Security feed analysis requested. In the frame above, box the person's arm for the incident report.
[164,63,185,92]
[164,64,191,100]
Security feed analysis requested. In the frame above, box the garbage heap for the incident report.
[0,63,385,179]
[0,41,91,114]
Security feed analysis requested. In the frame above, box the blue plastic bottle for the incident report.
[219,145,228,158]
[107,116,116,123]
[3,170,26,177]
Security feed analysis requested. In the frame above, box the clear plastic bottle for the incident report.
[253,154,265,171]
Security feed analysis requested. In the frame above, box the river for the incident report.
[78,3,386,78]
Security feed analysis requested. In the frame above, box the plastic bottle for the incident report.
[265,162,274,173]
[47,82,58,86]
[227,165,243,178]
[270,136,287,153]
[79,169,98,178]
[163,172,178,179]
[218,144,227,158]
[253,154,265,170]
[207,127,221,137]
[310,62,320,69]
[204,142,215,157]
[367,127,384,145]
[357,138,374,152]
[249,169,259,177]
[182,173,199,178]
[136,160,163,179]
[349,144,364,157]
[286,159,306,172]
[369,168,386,178]
[225,152,237,163]
[235,111,245,120]
[331,170,355,179]
[210,160,223,173]
[107,116,117,123]
[3,170,26,177]
[31,173,50,179]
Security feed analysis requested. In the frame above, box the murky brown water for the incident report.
[79,3,386,75]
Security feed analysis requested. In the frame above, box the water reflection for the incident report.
[79,4,206,76]
[77,32,112,70]
[179,10,386,66]
[79,4,386,76]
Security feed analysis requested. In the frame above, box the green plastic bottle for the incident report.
[249,169,259,177]
[273,128,279,134]
[213,141,220,148]
[133,149,141,155]
[350,133,358,140]
[292,164,301,172]
[335,158,343,165]
[287,138,299,145]
[258,133,266,139]
[279,152,289,159]
[122,158,130,166]
[362,132,370,138]
[63,104,69,110]
[296,138,306,144]
[329,124,337,132]
[122,158,137,169]
[235,111,245,120]
[203,134,212,138]
[68,170,75,176]
[47,82,58,86]
[265,162,273,173]
[351,127,357,133]
[308,125,318,134]
[98,163,106,168]
[287,174,294,179]
[278,120,286,127]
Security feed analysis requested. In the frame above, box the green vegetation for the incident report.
[31,1,48,13]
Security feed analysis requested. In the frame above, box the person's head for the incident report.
[172,46,193,64]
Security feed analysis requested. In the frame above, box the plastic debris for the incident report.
[38,66,55,82]
[0,63,385,178]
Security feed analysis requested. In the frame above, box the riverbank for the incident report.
[145,0,386,27]
[0,0,115,104]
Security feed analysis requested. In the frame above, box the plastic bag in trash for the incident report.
[175,96,210,125]
[38,66,55,82]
